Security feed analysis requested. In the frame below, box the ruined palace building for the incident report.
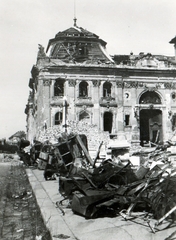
[25,19,176,146]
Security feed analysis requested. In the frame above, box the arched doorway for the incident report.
[139,91,163,146]
[140,109,163,146]
[104,112,113,133]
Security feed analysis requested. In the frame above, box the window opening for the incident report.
[172,114,176,131]
[55,112,63,125]
[54,79,64,96]
[103,82,112,97]
[139,91,161,104]
[125,115,130,126]
[79,81,88,97]
[78,44,88,55]
[104,112,113,133]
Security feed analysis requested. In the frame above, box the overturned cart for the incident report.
[50,137,176,233]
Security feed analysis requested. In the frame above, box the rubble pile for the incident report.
[26,132,176,233]
[68,120,110,147]
[59,149,176,220]
[38,125,63,143]
[38,120,110,153]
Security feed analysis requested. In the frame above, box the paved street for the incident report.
[0,155,176,240]
[0,161,51,240]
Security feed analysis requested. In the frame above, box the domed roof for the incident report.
[45,22,113,64]
[46,24,106,53]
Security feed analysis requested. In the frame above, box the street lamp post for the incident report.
[63,96,68,133]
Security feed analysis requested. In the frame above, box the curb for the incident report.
[26,168,76,240]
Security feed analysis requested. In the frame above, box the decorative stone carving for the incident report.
[124,81,138,88]
[116,81,123,88]
[145,86,157,91]
[171,92,176,101]
[138,82,144,88]
[124,82,131,88]
[68,79,76,87]
[124,92,130,99]
[164,82,172,89]
[82,105,87,110]
[37,44,46,58]
[130,81,138,88]
[92,80,101,87]
[43,79,51,86]
[173,83,176,89]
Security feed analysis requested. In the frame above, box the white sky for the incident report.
[0,0,176,139]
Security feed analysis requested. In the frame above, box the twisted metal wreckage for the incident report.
[24,133,176,234]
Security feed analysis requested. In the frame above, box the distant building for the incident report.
[25,20,176,146]
[9,131,26,144]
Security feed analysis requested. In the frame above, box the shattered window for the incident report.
[78,43,88,55]
[54,79,65,96]
[103,82,112,97]
[139,91,161,104]
[79,81,88,97]
[55,112,63,125]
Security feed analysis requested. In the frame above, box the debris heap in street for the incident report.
[25,126,176,234]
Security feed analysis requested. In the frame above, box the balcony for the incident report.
[50,96,65,107]
[75,97,93,107]
[99,96,117,107]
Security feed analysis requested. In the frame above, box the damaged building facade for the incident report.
[25,20,176,145]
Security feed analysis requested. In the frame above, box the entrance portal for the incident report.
[140,109,163,146]
[104,112,113,133]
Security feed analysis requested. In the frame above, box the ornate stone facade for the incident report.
[25,23,176,146]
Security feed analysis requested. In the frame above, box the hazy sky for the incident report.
[0,0,176,139]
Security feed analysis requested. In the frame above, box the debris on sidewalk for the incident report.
[27,129,176,233]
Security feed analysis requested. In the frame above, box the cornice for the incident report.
[43,79,51,86]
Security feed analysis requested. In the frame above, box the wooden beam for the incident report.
[75,134,93,166]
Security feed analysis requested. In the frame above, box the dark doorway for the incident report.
[140,109,162,146]
[104,112,113,133]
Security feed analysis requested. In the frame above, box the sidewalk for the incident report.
[26,167,176,240]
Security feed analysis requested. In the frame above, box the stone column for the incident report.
[116,81,124,132]
[92,80,101,129]
[68,79,76,121]
[43,79,51,129]
[26,107,34,143]
[165,91,172,141]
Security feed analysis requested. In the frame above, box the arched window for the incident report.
[139,91,161,104]
[103,82,112,97]
[55,112,63,125]
[54,79,65,96]
[79,81,88,97]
